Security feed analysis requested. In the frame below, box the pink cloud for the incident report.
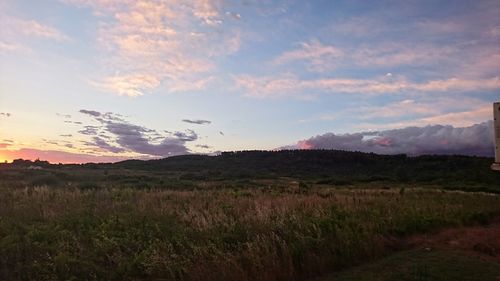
[94,74,161,97]
[297,140,312,149]
[286,121,494,157]
[66,0,237,96]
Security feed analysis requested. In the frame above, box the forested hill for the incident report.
[5,150,500,193]
[109,150,499,190]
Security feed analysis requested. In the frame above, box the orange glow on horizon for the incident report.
[0,155,10,163]
[0,152,14,163]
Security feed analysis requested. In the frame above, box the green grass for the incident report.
[2,152,499,280]
[324,249,500,281]
[1,185,499,280]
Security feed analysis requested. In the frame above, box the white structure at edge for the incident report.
[492,102,500,171]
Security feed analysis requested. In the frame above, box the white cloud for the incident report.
[16,19,69,41]
[403,106,492,128]
[193,0,222,25]
[0,40,31,53]
[0,15,68,54]
[234,74,500,98]
[351,43,457,68]
[2,16,69,41]
[93,74,160,97]
[357,99,441,119]
[356,105,492,131]
[274,39,344,72]
[275,40,459,72]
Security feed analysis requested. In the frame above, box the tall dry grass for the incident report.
[0,186,499,280]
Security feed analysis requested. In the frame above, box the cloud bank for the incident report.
[285,121,494,157]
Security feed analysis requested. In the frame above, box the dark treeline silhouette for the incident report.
[10,158,51,167]
[2,150,499,193]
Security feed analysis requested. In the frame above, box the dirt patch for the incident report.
[399,218,500,263]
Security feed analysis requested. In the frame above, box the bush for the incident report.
[29,175,62,186]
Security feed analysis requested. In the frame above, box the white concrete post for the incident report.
[492,102,500,171]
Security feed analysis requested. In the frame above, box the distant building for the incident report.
[27,165,43,170]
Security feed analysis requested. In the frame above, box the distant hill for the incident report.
[107,150,500,191]
[4,150,499,193]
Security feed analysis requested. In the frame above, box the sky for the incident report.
[0,0,499,163]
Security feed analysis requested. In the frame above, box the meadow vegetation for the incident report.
[323,248,500,281]
[0,150,499,280]
[1,186,499,280]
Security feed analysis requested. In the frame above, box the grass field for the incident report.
[323,249,500,281]
[1,183,499,280]
[322,214,500,281]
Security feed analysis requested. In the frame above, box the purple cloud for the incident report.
[182,119,212,125]
[285,121,494,157]
[196,144,211,149]
[79,109,101,117]
[78,109,198,157]
[90,136,125,153]
[78,126,101,135]
[172,130,198,141]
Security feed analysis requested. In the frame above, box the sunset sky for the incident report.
[1,0,499,163]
